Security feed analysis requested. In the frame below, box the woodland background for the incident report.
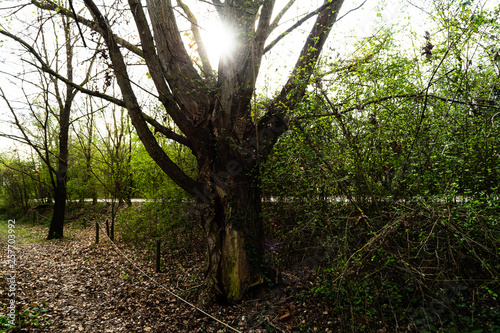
[1,0,500,331]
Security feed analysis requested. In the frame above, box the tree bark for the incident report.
[47,169,67,239]
[196,159,267,303]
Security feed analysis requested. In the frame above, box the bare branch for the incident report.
[335,0,368,23]
[265,0,367,54]
[68,0,87,47]
[30,0,144,57]
[0,28,127,107]
[177,0,214,81]
[267,0,296,36]
[264,1,333,54]
[0,87,56,175]
[142,113,193,150]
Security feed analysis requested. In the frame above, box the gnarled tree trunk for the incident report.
[196,154,267,303]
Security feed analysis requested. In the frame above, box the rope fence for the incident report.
[95,221,242,333]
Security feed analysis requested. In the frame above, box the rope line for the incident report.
[96,222,242,333]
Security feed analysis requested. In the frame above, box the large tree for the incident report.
[1,0,345,302]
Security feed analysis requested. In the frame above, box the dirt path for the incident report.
[1,225,250,332]
[1,223,333,332]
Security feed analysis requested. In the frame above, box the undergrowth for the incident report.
[116,194,198,250]
[264,197,500,332]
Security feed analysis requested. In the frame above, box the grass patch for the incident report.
[0,220,47,245]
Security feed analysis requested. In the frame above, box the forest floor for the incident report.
[0,217,337,332]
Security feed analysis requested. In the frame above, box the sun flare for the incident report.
[202,21,236,64]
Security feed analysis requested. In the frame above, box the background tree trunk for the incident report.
[47,16,75,240]
[47,169,67,239]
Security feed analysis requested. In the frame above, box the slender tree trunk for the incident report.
[86,109,97,205]
[47,16,74,240]
[47,168,67,239]
[47,94,71,240]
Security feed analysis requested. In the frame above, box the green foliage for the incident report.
[261,3,500,331]
[117,186,193,249]
[115,125,197,246]
[0,154,49,217]
[0,307,50,331]
[67,105,196,204]
[307,199,500,331]
[129,134,196,199]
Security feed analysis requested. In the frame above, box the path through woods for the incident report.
[0,223,333,332]
[1,225,242,332]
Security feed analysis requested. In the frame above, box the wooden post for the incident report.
[156,239,161,273]
[96,222,99,244]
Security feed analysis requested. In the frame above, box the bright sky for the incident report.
[0,0,425,153]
